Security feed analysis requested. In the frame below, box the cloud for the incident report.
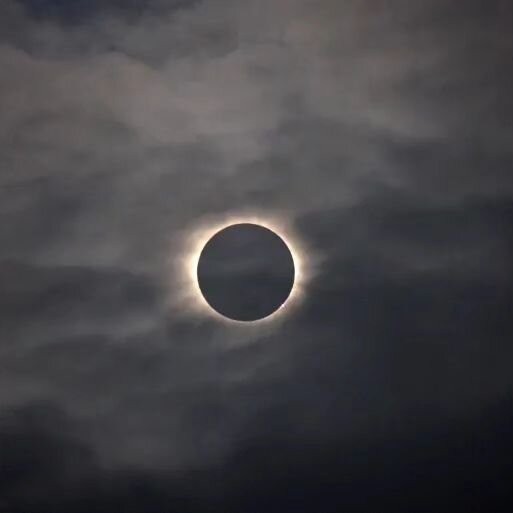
[1,0,512,510]
[2,398,512,512]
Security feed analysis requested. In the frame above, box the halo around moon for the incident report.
[176,213,310,324]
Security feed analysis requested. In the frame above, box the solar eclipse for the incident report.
[179,215,308,324]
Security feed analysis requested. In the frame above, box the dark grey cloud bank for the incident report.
[1,0,512,511]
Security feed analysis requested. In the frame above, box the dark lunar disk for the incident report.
[197,223,295,321]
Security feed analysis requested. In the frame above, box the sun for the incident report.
[174,212,311,324]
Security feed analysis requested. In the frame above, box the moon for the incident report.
[196,223,296,322]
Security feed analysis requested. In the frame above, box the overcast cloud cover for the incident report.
[1,0,513,511]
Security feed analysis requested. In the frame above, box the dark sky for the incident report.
[1,0,512,511]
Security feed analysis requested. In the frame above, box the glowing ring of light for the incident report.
[177,213,310,324]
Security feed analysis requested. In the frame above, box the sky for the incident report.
[0,0,512,511]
